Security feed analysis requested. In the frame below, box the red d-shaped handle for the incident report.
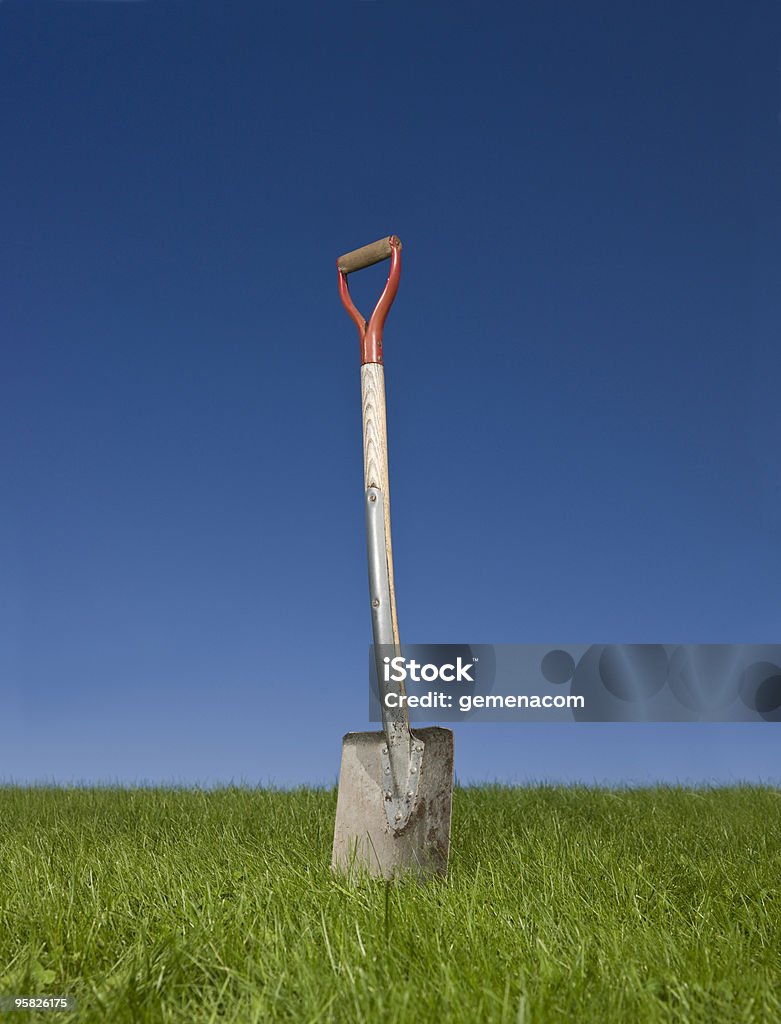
[337,235,402,365]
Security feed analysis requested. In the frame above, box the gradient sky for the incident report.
[2,3,780,786]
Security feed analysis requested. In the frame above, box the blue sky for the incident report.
[2,3,780,785]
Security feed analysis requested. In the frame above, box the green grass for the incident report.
[0,785,779,1023]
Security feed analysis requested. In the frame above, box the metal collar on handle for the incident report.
[337,236,402,365]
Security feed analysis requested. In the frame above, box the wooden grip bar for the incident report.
[337,235,402,274]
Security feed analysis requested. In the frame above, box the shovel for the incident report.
[331,235,454,881]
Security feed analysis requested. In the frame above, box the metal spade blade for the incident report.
[332,727,454,880]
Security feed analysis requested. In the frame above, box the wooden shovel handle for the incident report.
[362,362,400,648]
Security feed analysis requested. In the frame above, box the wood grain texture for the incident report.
[361,362,400,646]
